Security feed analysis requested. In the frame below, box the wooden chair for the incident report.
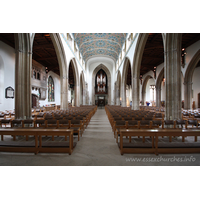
[22,119,34,141]
[70,120,83,141]
[113,120,126,142]
[0,119,11,128]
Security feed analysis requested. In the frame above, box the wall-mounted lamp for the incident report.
[181,48,187,67]
[140,75,143,84]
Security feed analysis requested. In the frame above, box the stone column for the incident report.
[15,34,32,120]
[75,84,80,107]
[184,81,193,110]
[60,76,68,110]
[85,83,89,105]
[156,88,161,107]
[116,84,120,105]
[121,83,126,107]
[165,34,182,120]
[82,88,86,105]
[132,76,140,110]
[142,90,146,106]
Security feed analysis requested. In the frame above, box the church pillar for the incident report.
[85,83,89,105]
[156,88,161,107]
[60,76,68,110]
[141,90,146,106]
[75,84,80,107]
[116,84,120,105]
[132,76,140,110]
[15,33,32,120]
[165,33,182,120]
[121,83,126,107]
[184,81,192,110]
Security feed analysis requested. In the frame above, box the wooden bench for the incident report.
[0,128,74,155]
[119,129,200,155]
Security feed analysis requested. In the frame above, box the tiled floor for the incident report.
[0,108,200,166]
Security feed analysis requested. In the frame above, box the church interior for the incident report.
[1,33,200,164]
[1,2,199,199]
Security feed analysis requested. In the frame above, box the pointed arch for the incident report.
[92,64,111,105]
[132,33,149,110]
[132,33,165,110]
[31,33,68,110]
[184,49,200,109]
[50,33,68,109]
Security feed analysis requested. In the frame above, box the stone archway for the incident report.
[155,68,164,107]
[132,33,149,110]
[121,57,131,107]
[31,33,68,110]
[50,33,68,110]
[132,33,165,110]
[92,64,111,105]
[184,49,200,110]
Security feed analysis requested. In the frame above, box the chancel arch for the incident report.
[92,64,111,106]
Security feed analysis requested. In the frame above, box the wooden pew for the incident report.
[119,129,200,155]
[0,128,74,155]
[119,129,156,155]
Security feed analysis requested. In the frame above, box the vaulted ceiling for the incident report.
[73,33,127,61]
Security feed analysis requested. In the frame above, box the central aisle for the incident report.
[71,107,124,165]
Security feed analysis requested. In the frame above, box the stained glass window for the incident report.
[48,76,54,102]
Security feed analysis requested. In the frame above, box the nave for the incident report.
[1,108,200,166]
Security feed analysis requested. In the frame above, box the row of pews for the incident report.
[0,106,97,155]
[105,105,200,155]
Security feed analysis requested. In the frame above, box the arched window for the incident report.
[48,76,54,102]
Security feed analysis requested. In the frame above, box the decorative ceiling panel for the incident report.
[73,33,127,61]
